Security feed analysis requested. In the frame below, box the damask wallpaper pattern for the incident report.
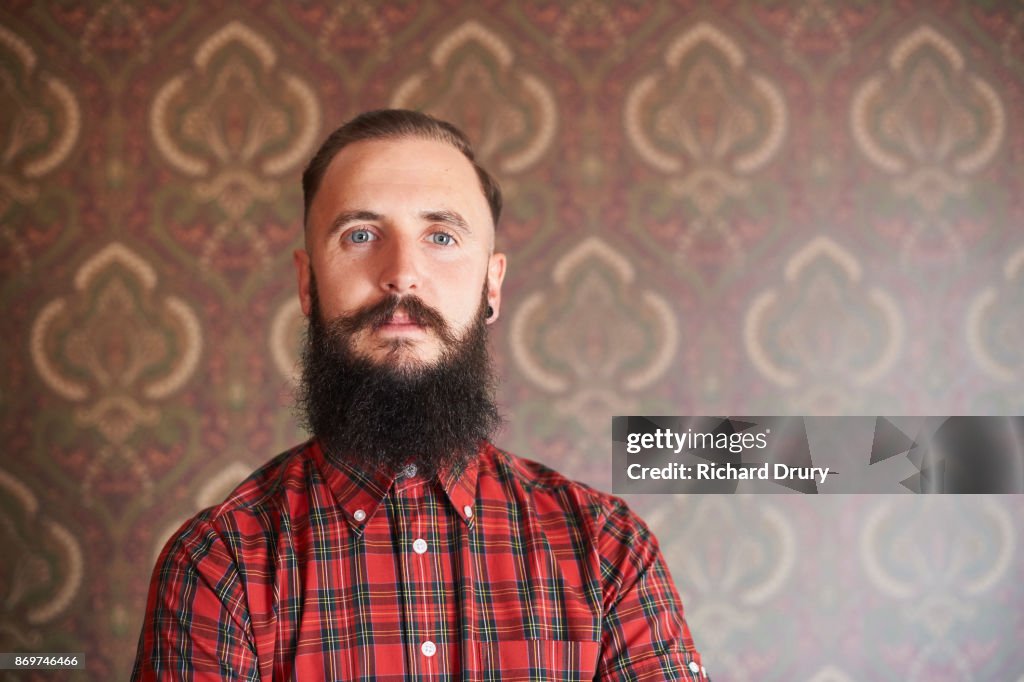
[1,1,1023,680]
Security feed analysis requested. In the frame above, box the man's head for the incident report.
[295,109,507,367]
[294,109,506,478]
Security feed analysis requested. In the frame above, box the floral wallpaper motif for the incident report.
[1,2,1023,679]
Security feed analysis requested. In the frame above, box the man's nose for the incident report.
[378,238,421,294]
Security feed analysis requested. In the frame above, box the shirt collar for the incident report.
[438,452,479,525]
[310,439,481,532]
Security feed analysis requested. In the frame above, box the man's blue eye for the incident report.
[431,232,453,246]
[349,229,373,243]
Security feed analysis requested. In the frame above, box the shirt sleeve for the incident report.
[131,515,260,682]
[595,497,710,681]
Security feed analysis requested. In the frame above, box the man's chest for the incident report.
[245,485,602,680]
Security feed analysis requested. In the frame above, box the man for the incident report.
[133,110,709,680]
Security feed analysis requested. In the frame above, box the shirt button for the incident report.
[413,538,428,554]
[463,505,473,518]
[401,464,418,479]
[353,509,366,522]
[689,661,700,674]
[420,640,436,657]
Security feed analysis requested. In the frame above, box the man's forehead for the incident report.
[324,137,476,193]
[311,136,492,228]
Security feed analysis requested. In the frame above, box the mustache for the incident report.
[325,294,457,346]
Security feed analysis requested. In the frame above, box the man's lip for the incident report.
[377,316,426,330]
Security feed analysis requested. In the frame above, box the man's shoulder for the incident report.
[207,439,319,516]
[160,441,319,552]
[479,442,592,492]
[479,442,634,525]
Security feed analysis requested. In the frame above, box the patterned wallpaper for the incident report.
[2,1,1023,679]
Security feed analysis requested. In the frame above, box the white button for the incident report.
[463,505,473,518]
[689,661,700,674]
[413,538,428,554]
[353,509,366,522]
[401,464,418,478]
[420,640,436,657]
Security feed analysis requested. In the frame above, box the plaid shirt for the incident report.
[132,440,708,681]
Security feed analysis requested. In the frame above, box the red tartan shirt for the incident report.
[132,440,709,681]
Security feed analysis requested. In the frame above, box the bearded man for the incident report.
[132,110,709,681]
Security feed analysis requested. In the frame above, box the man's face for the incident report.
[295,137,506,367]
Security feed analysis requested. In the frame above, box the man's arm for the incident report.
[132,516,259,681]
[595,498,710,681]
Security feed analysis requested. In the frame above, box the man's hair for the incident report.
[302,109,503,228]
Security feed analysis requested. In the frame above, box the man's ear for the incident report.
[485,252,507,323]
[294,249,312,317]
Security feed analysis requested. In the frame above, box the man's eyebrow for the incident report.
[327,210,382,238]
[421,209,470,234]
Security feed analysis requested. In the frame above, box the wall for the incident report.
[2,1,1023,679]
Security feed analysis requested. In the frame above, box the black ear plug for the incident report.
[487,305,495,319]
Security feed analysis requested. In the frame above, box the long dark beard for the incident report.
[297,278,501,481]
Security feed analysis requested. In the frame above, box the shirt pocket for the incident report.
[477,639,599,681]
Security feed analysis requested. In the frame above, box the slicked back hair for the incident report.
[301,109,502,230]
